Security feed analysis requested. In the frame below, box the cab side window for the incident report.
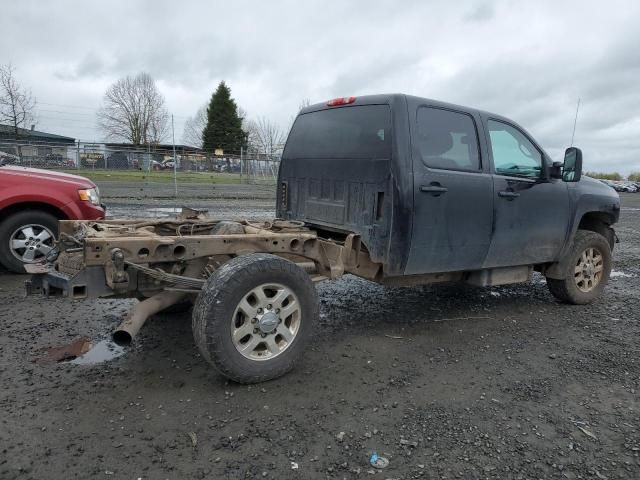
[416,107,481,171]
[488,120,542,178]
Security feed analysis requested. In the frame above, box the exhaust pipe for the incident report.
[113,259,206,346]
[113,291,187,346]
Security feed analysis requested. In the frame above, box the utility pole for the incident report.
[172,114,178,198]
[570,98,581,147]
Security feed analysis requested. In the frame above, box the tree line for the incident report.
[0,65,292,157]
[98,73,290,156]
[586,172,640,182]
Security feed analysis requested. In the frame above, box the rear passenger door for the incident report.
[405,106,493,274]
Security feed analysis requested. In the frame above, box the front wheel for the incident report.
[192,254,319,383]
[546,230,612,304]
[0,210,58,273]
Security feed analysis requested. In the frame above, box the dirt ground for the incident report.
[1,193,639,480]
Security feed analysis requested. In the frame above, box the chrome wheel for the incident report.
[574,247,604,293]
[231,283,301,361]
[9,224,55,263]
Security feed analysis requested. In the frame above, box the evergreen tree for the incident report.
[202,81,246,153]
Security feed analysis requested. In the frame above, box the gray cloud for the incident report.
[1,0,639,173]
[464,2,495,22]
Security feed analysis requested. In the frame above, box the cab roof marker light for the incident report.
[326,96,356,107]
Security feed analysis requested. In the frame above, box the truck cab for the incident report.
[277,94,620,300]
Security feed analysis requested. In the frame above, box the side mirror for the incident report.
[549,161,563,179]
[562,147,582,182]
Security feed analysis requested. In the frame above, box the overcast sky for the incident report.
[2,0,639,173]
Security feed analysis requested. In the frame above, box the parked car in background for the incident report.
[161,160,176,170]
[0,164,105,272]
[606,181,629,193]
[0,151,21,165]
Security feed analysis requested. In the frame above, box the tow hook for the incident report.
[110,248,129,287]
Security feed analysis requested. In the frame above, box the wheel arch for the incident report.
[545,210,615,280]
[0,201,69,223]
[577,211,616,249]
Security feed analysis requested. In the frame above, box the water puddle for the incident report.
[107,204,274,220]
[107,206,182,219]
[42,337,125,364]
[146,207,183,215]
[610,270,635,279]
[71,339,125,365]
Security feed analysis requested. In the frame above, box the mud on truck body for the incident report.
[26,94,620,383]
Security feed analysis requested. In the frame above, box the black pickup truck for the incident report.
[28,94,620,383]
[279,94,620,302]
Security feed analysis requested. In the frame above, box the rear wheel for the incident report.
[192,254,319,383]
[546,230,612,304]
[0,211,58,273]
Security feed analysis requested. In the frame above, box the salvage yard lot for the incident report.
[1,194,639,479]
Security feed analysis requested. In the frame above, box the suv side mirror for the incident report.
[562,147,582,182]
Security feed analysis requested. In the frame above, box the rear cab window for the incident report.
[416,107,481,171]
[284,105,391,159]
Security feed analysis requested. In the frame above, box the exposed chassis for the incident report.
[26,214,385,301]
[24,212,536,370]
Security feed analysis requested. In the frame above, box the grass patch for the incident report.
[61,169,244,184]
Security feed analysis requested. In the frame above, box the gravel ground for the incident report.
[1,194,639,480]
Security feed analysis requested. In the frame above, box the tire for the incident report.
[0,210,58,273]
[192,253,319,383]
[546,230,612,304]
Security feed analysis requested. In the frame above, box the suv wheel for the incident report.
[546,230,612,304]
[192,254,319,383]
[0,211,58,273]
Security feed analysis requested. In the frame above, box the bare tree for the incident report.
[97,72,168,145]
[182,103,207,148]
[285,97,312,136]
[246,117,286,156]
[298,98,311,111]
[0,64,36,153]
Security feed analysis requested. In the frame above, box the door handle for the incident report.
[498,190,520,199]
[420,184,448,196]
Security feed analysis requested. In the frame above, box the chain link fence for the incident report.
[0,141,279,219]
[0,140,280,182]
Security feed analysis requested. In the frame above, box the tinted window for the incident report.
[283,105,391,159]
[416,107,480,171]
[488,120,542,178]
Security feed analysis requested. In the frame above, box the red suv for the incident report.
[0,165,105,272]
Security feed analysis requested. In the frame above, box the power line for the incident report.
[36,101,99,110]
[37,109,95,117]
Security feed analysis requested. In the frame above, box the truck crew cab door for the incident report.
[405,106,493,274]
[483,118,570,267]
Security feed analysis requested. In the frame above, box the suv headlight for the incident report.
[78,187,100,205]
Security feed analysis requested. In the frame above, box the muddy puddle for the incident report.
[44,337,126,365]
